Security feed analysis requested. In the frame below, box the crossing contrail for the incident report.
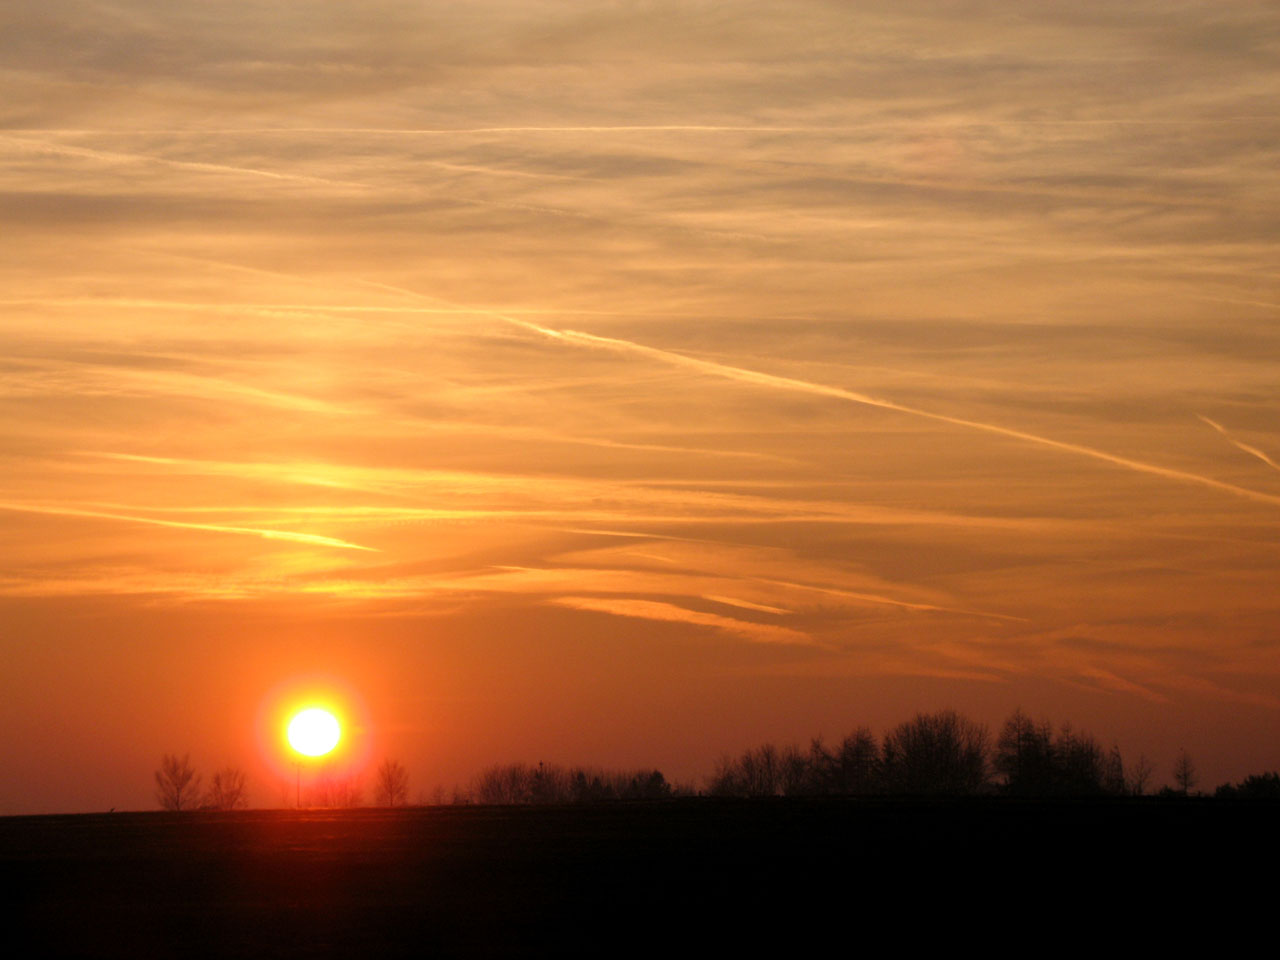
[1198,415,1280,475]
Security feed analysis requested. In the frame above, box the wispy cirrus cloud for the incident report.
[0,501,377,551]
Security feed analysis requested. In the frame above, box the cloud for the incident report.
[702,594,792,615]
[0,501,377,551]
[749,577,1027,623]
[549,595,816,646]
[75,451,1066,532]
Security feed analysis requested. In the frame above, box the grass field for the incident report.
[5,798,1271,956]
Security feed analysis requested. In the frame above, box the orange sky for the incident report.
[3,1,1279,813]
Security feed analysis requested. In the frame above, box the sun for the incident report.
[287,707,341,757]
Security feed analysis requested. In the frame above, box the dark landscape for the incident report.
[7,798,1275,957]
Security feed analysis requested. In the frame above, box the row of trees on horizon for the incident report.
[153,708,1280,811]
[154,755,411,811]
[710,709,1141,798]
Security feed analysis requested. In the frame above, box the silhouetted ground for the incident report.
[5,798,1274,957]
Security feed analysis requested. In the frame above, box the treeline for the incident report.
[154,708,1280,810]
[464,762,691,805]
[153,755,412,810]
[712,708,1166,799]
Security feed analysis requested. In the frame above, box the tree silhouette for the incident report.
[833,728,881,795]
[780,744,810,796]
[1103,745,1126,795]
[375,759,410,807]
[881,710,990,795]
[624,770,671,800]
[155,753,201,811]
[1173,749,1197,795]
[1127,754,1155,796]
[995,709,1055,795]
[709,744,783,797]
[312,772,363,808]
[993,710,1125,796]
[1053,724,1107,795]
[472,763,675,803]
[205,767,248,810]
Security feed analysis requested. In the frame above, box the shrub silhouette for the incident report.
[472,762,673,804]
[1215,771,1280,799]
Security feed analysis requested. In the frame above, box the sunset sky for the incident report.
[3,1,1279,813]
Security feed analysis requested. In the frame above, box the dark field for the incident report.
[5,798,1273,957]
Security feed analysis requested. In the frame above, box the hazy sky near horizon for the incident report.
[3,1,1279,813]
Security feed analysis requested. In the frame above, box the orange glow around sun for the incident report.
[256,676,371,781]
[287,707,341,757]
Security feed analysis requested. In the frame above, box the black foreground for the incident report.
[5,798,1273,957]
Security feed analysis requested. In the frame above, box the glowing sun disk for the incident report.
[288,708,341,757]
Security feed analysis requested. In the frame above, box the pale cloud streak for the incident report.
[0,502,377,551]
[549,596,816,646]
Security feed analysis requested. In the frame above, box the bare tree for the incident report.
[155,753,202,811]
[780,744,810,796]
[205,767,249,810]
[708,744,782,797]
[312,772,363,808]
[374,759,410,807]
[1127,753,1155,796]
[1102,745,1126,796]
[474,763,534,804]
[1173,749,1198,795]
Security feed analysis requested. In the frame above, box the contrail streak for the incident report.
[497,324,1280,510]
[1198,416,1280,475]
[351,280,1280,509]
[0,134,583,186]
[0,135,359,189]
[6,119,1274,137]
[0,502,378,552]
